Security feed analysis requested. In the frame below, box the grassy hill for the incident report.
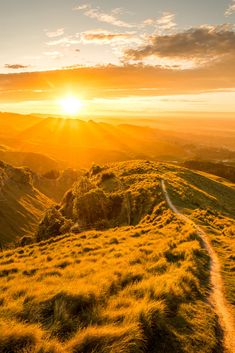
[0,160,234,352]
[182,160,235,183]
[0,144,62,175]
[32,168,84,202]
[0,161,53,245]
[163,167,235,315]
[0,205,218,353]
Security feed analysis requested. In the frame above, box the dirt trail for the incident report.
[161,180,235,353]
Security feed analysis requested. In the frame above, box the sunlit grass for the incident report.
[0,211,219,352]
[0,160,233,352]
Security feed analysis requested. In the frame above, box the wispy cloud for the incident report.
[80,29,135,44]
[225,0,235,16]
[156,12,176,31]
[46,35,80,47]
[45,28,64,38]
[4,64,30,69]
[74,4,90,11]
[74,4,134,28]
[142,12,176,32]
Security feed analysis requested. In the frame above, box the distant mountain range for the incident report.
[0,112,234,169]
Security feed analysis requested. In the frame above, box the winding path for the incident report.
[161,180,235,353]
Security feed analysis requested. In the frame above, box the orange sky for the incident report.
[0,1,234,117]
[0,62,235,117]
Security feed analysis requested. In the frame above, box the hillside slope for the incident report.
[182,160,235,183]
[161,179,235,352]
[15,118,188,167]
[163,166,235,319]
[0,112,42,137]
[37,160,235,239]
[0,144,61,174]
[36,160,235,321]
[1,113,235,168]
[0,203,219,353]
[0,160,234,353]
[32,168,84,202]
[0,161,53,245]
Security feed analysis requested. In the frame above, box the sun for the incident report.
[59,96,83,116]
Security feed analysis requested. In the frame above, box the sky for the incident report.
[0,0,235,117]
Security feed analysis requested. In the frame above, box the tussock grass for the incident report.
[68,324,144,353]
[1,160,232,352]
[0,217,218,352]
[164,165,235,317]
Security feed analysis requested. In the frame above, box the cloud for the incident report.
[142,18,156,27]
[4,64,30,70]
[46,35,80,47]
[45,28,64,38]
[142,12,176,32]
[1,57,235,103]
[124,25,235,62]
[74,4,134,28]
[225,1,235,16]
[80,29,135,44]
[156,12,176,31]
[74,4,90,11]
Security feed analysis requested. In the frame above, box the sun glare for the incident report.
[59,96,83,116]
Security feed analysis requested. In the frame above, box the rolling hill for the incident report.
[0,160,234,352]
[36,160,235,238]
[0,112,235,169]
[182,160,235,183]
[0,144,61,174]
[0,160,84,245]
[0,161,53,245]
[15,118,188,167]
[0,112,42,137]
[32,168,84,202]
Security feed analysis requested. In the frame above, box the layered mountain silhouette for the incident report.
[0,112,234,169]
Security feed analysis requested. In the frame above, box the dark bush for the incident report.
[19,236,34,247]
[42,169,60,180]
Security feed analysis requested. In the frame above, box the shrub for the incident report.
[36,207,66,242]
[90,164,104,176]
[73,188,109,228]
[100,172,116,183]
[43,170,60,180]
[70,223,81,234]
[19,236,34,247]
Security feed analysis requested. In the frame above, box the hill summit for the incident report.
[36,160,235,242]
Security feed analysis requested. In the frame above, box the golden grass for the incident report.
[164,166,235,317]
[1,160,234,352]
[0,207,220,352]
